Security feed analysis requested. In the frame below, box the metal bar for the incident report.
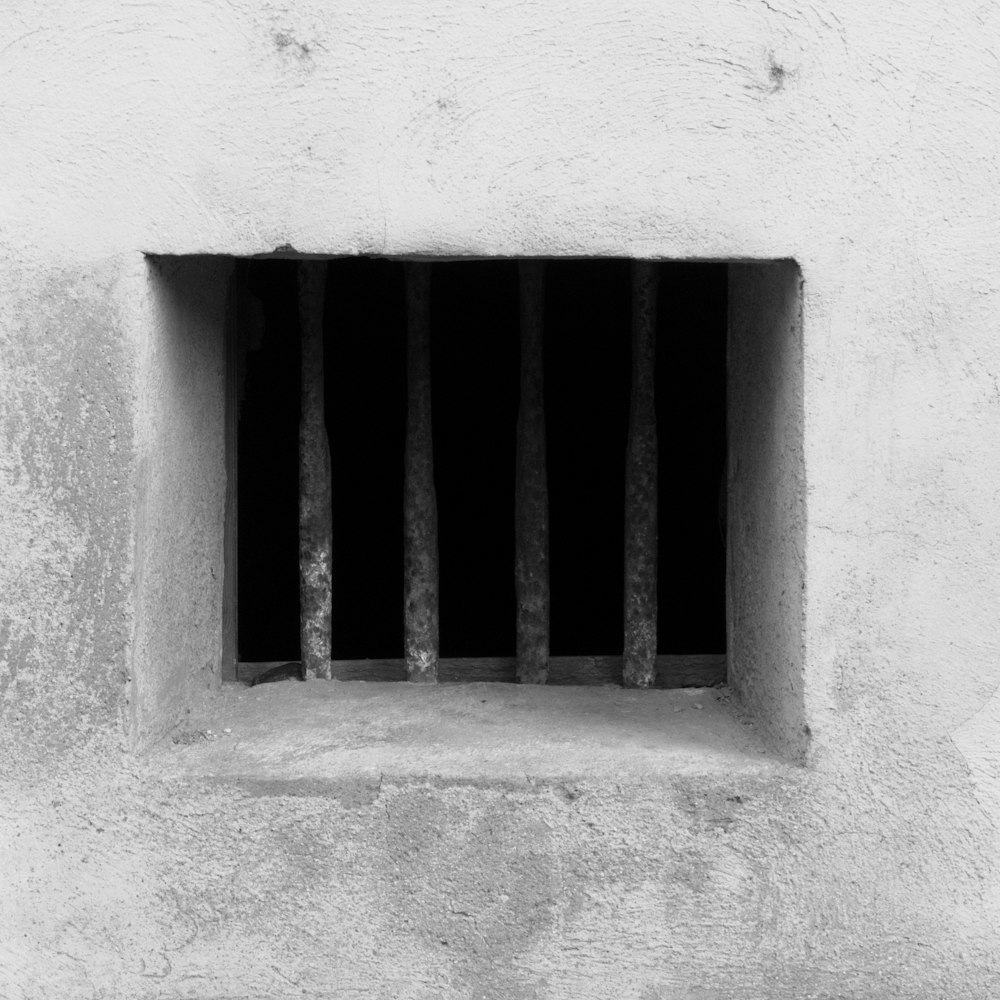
[623,260,658,687]
[221,265,240,680]
[239,654,725,687]
[515,260,550,683]
[403,262,439,682]
[298,260,333,680]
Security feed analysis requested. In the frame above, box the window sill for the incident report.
[150,682,783,787]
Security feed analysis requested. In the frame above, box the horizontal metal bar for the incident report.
[238,654,725,688]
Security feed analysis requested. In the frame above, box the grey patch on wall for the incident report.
[745,49,794,95]
[768,54,787,90]
[273,31,321,63]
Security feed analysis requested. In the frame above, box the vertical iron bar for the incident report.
[623,260,658,687]
[403,262,439,682]
[515,260,550,683]
[221,266,240,680]
[298,260,333,680]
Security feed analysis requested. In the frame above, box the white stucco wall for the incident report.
[2,1,999,996]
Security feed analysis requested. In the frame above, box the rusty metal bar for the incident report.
[240,653,726,687]
[623,260,658,687]
[221,266,240,680]
[515,260,550,683]
[298,260,333,680]
[403,262,439,682]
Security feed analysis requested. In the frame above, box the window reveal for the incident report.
[234,258,727,688]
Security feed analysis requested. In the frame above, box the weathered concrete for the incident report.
[728,262,806,755]
[1,0,1000,996]
[132,256,232,743]
[2,683,998,998]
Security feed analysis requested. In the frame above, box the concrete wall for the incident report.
[130,256,231,744]
[728,262,806,756]
[2,1,1000,996]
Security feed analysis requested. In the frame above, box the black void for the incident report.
[235,259,727,662]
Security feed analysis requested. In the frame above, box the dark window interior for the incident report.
[236,258,727,663]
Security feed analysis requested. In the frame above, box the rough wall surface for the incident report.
[130,256,231,744]
[1,0,999,996]
[4,684,998,1000]
[0,259,136,761]
[728,262,806,755]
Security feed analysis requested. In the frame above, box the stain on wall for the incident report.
[0,261,136,761]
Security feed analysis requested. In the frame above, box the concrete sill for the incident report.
[150,682,782,787]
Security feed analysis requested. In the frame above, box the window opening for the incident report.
[232,258,727,687]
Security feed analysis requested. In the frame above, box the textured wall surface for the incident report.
[1,0,999,996]
[728,262,806,755]
[130,256,231,744]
